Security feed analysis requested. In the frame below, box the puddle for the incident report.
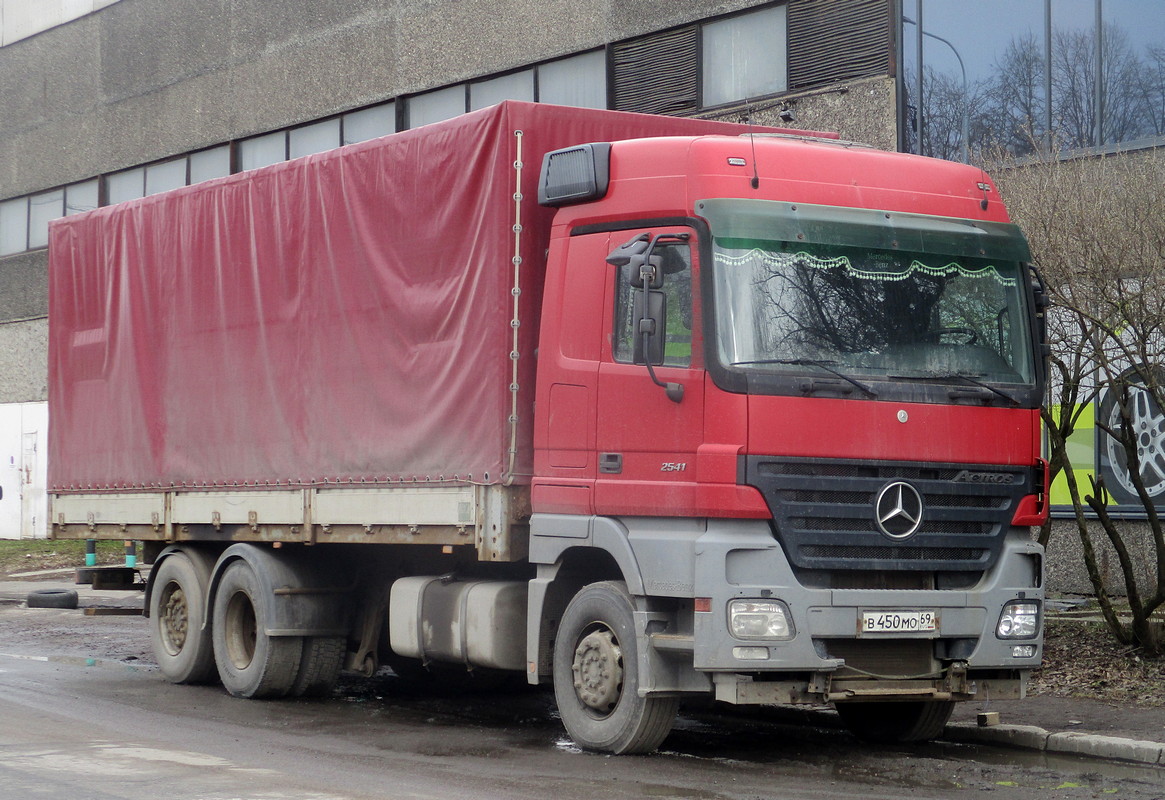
[932,738,1165,785]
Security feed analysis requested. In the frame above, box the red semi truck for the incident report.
[48,101,1048,754]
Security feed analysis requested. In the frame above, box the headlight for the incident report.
[728,599,795,640]
[996,600,1040,639]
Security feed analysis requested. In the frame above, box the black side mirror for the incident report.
[1028,265,1051,357]
[633,289,667,365]
[606,233,650,267]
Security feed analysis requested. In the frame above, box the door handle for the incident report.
[599,452,623,474]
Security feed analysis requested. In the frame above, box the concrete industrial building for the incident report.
[1,0,1162,539]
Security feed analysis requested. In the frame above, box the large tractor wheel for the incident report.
[552,581,678,754]
[836,700,955,743]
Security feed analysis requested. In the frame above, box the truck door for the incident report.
[594,227,705,516]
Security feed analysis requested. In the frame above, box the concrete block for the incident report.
[1046,732,1165,765]
[944,722,1049,751]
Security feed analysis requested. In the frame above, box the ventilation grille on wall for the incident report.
[787,0,890,91]
[611,1,891,114]
[612,25,699,115]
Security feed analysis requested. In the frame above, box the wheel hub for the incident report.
[571,629,623,713]
[160,585,188,655]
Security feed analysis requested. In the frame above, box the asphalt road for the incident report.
[1,602,1163,800]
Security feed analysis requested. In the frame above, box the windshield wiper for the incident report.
[733,358,878,398]
[889,371,1020,406]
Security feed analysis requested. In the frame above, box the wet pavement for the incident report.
[1,577,1164,800]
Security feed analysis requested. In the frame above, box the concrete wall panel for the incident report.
[1,0,773,197]
[0,318,47,403]
[0,251,47,321]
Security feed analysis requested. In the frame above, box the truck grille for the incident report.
[823,639,937,679]
[744,457,1031,572]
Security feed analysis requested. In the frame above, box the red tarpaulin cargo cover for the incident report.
[48,101,796,492]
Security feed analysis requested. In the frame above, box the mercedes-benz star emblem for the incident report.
[875,481,924,539]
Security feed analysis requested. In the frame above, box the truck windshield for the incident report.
[701,201,1036,388]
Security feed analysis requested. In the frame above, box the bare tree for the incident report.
[915,22,1162,162]
[982,33,1046,157]
[997,151,1165,654]
[1134,45,1165,136]
[1051,24,1151,148]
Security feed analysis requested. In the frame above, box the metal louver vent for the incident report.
[612,25,698,115]
[787,0,890,90]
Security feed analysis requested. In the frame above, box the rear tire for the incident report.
[291,636,345,697]
[212,559,302,698]
[553,581,678,754]
[149,550,217,684]
[836,700,955,743]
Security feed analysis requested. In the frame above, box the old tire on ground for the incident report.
[149,550,217,684]
[291,636,346,697]
[836,700,955,743]
[26,588,79,609]
[553,581,678,754]
[212,559,302,698]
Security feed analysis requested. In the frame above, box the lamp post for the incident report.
[904,15,970,163]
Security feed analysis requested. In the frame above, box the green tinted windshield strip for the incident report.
[695,198,1032,262]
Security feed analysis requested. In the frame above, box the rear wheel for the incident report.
[553,581,678,754]
[212,559,302,698]
[149,550,216,684]
[291,636,345,697]
[836,700,955,742]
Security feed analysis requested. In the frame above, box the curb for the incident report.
[944,721,1165,766]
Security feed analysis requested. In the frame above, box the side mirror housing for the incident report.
[633,289,667,365]
[606,233,650,267]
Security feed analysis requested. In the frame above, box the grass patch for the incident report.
[0,538,130,577]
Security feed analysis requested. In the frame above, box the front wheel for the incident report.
[553,581,678,754]
[836,700,955,743]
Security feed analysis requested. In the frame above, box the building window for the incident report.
[65,181,99,216]
[106,167,145,205]
[28,189,64,249]
[408,86,466,128]
[290,118,341,159]
[239,132,288,172]
[0,197,28,256]
[343,103,396,144]
[903,0,1165,159]
[189,146,231,184]
[470,70,535,110]
[538,51,607,109]
[702,5,789,107]
[146,159,188,196]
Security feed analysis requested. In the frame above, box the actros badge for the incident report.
[875,481,924,539]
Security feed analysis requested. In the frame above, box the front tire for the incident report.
[149,550,217,684]
[553,581,678,754]
[212,559,302,698]
[836,700,955,743]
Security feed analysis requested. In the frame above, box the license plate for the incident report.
[860,610,937,634]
